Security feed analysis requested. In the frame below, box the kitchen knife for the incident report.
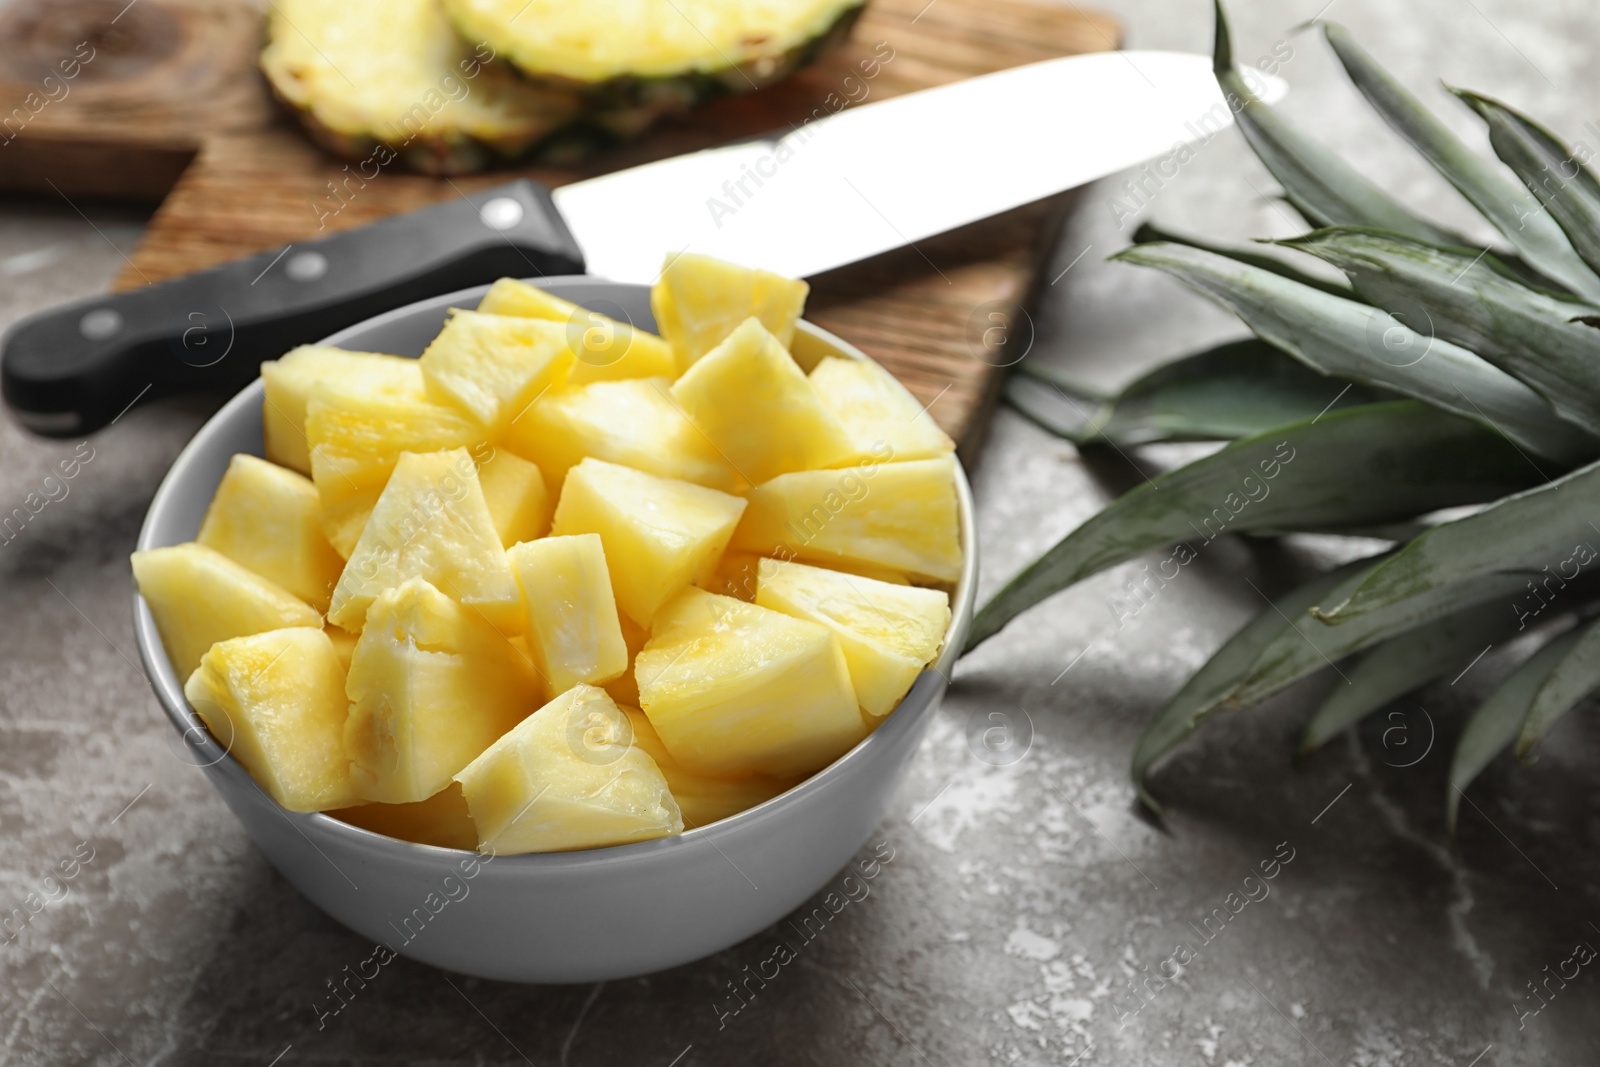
[1,50,1282,436]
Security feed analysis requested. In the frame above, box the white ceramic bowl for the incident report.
[134,278,977,983]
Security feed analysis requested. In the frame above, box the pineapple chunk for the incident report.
[700,550,765,601]
[328,449,523,634]
[305,379,482,557]
[419,310,574,434]
[552,458,746,626]
[670,317,854,483]
[732,455,963,584]
[635,587,865,778]
[133,543,321,679]
[622,707,792,828]
[478,448,551,547]
[331,783,478,850]
[756,560,949,718]
[184,627,357,812]
[345,578,539,804]
[197,453,344,611]
[478,277,676,385]
[326,625,359,672]
[601,612,650,708]
[454,685,682,853]
[261,345,420,475]
[507,533,629,693]
[809,357,956,463]
[651,253,809,367]
[502,377,738,493]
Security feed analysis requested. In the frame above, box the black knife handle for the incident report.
[1,179,585,436]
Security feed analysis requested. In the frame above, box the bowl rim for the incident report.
[133,276,979,868]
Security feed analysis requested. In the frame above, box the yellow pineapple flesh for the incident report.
[634,586,865,778]
[197,453,345,611]
[305,379,482,557]
[330,782,478,850]
[345,577,539,804]
[507,533,629,693]
[732,455,964,584]
[454,684,682,853]
[477,277,677,384]
[651,253,810,367]
[328,448,523,633]
[477,447,551,547]
[503,377,739,493]
[133,542,322,680]
[551,458,747,626]
[809,356,956,464]
[601,612,651,708]
[419,309,574,434]
[622,706,793,828]
[261,345,420,475]
[756,559,949,718]
[184,627,358,812]
[670,317,854,483]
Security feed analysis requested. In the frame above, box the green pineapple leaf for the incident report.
[1132,558,1379,808]
[1211,0,1462,245]
[1008,338,1380,446]
[964,401,1539,651]
[1297,599,1518,755]
[1448,624,1585,835]
[1321,23,1600,301]
[1282,227,1600,436]
[1515,616,1600,759]
[1133,222,1358,299]
[1113,241,1595,463]
[1314,460,1600,624]
[1454,88,1600,280]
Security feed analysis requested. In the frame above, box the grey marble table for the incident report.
[3,0,1598,1063]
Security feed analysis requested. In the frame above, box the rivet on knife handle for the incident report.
[0,179,586,437]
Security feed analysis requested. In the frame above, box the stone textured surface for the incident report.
[3,0,1600,1063]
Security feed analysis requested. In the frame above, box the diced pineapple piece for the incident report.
[345,578,539,804]
[184,627,357,812]
[133,543,321,679]
[502,377,738,493]
[756,559,949,718]
[328,449,523,633]
[478,278,676,385]
[305,380,482,557]
[651,253,809,367]
[552,458,746,626]
[261,345,420,475]
[699,549,764,601]
[635,587,865,778]
[601,612,650,708]
[732,455,963,584]
[478,448,551,547]
[326,625,358,673]
[197,453,345,611]
[507,533,628,693]
[419,310,574,434]
[809,356,956,463]
[622,707,792,828]
[454,685,682,853]
[670,317,853,483]
[331,783,478,850]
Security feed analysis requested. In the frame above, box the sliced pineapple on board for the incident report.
[184,627,358,812]
[756,559,949,718]
[651,253,810,368]
[732,455,964,584]
[622,706,793,828]
[133,542,322,680]
[670,317,854,484]
[454,685,682,854]
[477,278,677,384]
[328,449,523,634]
[305,379,482,557]
[551,458,747,627]
[345,578,539,805]
[503,377,739,493]
[635,586,865,778]
[477,447,552,548]
[330,782,479,850]
[260,345,420,475]
[419,310,574,435]
[809,356,956,464]
[197,454,345,612]
[508,533,629,693]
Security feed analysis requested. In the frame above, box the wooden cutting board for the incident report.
[0,0,1120,450]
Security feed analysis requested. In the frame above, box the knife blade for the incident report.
[1,50,1281,436]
